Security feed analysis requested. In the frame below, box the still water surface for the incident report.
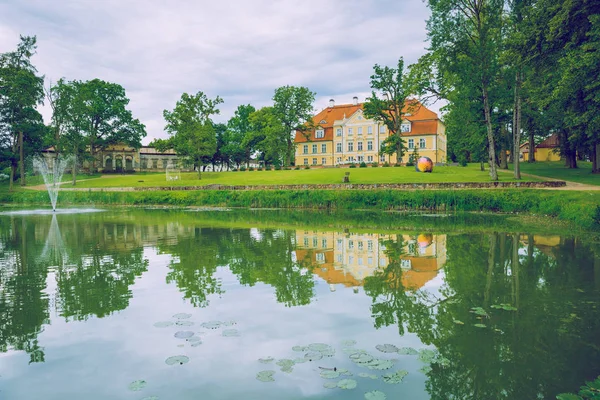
[0,209,599,399]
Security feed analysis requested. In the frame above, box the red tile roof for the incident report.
[536,133,560,148]
[294,100,440,143]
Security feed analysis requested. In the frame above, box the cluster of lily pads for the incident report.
[127,379,158,400]
[451,304,516,331]
[255,339,447,399]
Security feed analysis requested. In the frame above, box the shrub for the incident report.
[359,162,367,168]
[394,163,403,167]
[294,166,300,170]
[349,164,357,168]
[383,162,391,167]
[240,166,247,172]
[248,167,254,171]
[274,165,282,171]
[283,167,291,170]
[371,163,378,168]
[406,162,414,167]
[231,168,238,172]
[304,165,310,169]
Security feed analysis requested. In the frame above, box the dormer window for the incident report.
[315,129,325,138]
[320,119,327,124]
[401,123,411,133]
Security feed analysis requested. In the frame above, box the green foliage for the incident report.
[163,91,221,179]
[557,375,600,400]
[359,162,367,168]
[272,85,316,166]
[371,163,379,168]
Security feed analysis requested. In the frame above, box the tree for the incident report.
[363,57,419,163]
[247,106,286,167]
[226,104,256,168]
[163,91,222,179]
[272,86,315,166]
[0,35,45,189]
[426,0,505,180]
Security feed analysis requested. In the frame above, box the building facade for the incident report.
[294,98,447,167]
[520,133,562,162]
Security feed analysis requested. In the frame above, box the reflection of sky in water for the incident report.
[1,247,431,400]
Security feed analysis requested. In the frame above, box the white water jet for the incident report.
[33,155,73,211]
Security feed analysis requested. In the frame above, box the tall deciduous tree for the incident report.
[248,106,286,166]
[226,104,256,168]
[0,35,44,190]
[163,91,222,179]
[272,86,315,166]
[363,57,419,162]
[426,0,504,180]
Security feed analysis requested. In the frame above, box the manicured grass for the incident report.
[58,164,536,188]
[26,172,101,186]
[516,161,599,186]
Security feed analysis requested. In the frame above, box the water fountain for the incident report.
[32,155,73,212]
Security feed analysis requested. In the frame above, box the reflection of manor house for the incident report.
[294,230,447,291]
[42,144,183,172]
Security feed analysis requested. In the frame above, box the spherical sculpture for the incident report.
[415,157,433,173]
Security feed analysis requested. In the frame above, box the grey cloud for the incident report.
[1,0,434,144]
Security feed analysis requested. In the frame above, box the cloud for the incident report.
[1,0,434,144]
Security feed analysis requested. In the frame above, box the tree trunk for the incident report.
[528,131,535,162]
[9,163,15,192]
[499,128,508,170]
[482,86,499,180]
[592,141,599,173]
[513,71,522,180]
[480,161,485,171]
[72,153,77,186]
[19,131,25,186]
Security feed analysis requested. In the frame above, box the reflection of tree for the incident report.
[364,237,436,340]
[162,227,225,308]
[228,229,315,307]
[160,228,315,307]
[423,234,600,400]
[0,217,49,364]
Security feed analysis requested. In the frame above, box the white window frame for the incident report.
[368,125,373,134]
[358,127,363,135]
[312,144,317,154]
[401,124,411,133]
[321,143,327,153]
[348,128,353,135]
[367,155,373,162]
[379,125,385,133]
[419,138,426,149]
[304,158,308,165]
[321,157,326,165]
[357,141,363,151]
[316,129,325,138]
[380,155,386,163]
[348,142,354,152]
[367,141,373,151]
[312,158,317,165]
[336,128,342,136]
[303,145,308,154]
[408,139,414,149]
[336,142,342,153]
[358,155,364,162]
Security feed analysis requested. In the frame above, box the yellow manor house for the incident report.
[294,97,447,166]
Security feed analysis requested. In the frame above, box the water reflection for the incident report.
[0,210,598,399]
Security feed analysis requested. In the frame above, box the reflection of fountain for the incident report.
[33,155,73,211]
[40,214,68,266]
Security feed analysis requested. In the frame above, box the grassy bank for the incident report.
[516,161,599,186]
[2,188,599,230]
[55,164,537,188]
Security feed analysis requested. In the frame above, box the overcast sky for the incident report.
[0,0,437,144]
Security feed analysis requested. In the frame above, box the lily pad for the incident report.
[376,344,399,353]
[293,357,308,364]
[309,343,333,352]
[338,368,352,376]
[201,321,222,329]
[186,336,201,343]
[320,370,341,379]
[418,349,436,363]
[365,390,387,400]
[320,348,336,357]
[304,351,323,361]
[190,342,202,347]
[397,347,418,356]
[341,339,357,347]
[222,320,237,326]
[337,379,358,389]
[382,370,408,384]
[474,323,487,328]
[350,353,374,364]
[358,372,378,379]
[276,359,295,368]
[453,320,465,325]
[173,313,192,319]
[292,345,307,352]
[491,303,518,311]
[258,357,274,364]
[165,355,189,365]
[128,380,147,391]
[419,365,432,374]
[153,321,173,328]
[323,381,338,389]
[256,370,275,382]
[174,331,194,339]
[470,307,489,317]
[281,366,293,373]
[175,321,194,327]
[222,329,240,337]
[365,359,395,370]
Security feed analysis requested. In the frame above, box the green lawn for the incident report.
[516,161,599,186]
[58,164,537,189]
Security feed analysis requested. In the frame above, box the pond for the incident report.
[0,208,599,400]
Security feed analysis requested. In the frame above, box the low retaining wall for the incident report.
[131,181,566,192]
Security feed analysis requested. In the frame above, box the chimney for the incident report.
[352,96,358,105]
[329,99,335,108]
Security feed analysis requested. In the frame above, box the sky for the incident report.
[0,0,438,145]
